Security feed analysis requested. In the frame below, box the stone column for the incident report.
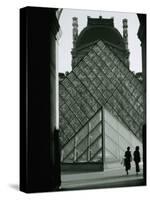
[137,13,146,185]
[20,7,61,193]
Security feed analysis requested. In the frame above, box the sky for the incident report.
[58,8,142,73]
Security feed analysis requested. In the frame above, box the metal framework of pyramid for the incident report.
[59,40,144,165]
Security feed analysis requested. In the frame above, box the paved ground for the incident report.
[61,164,145,190]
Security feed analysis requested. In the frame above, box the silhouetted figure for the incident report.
[133,146,141,175]
[124,147,132,175]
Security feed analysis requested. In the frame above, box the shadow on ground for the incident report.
[9,184,19,191]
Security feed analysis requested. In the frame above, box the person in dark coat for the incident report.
[133,146,141,175]
[124,146,132,175]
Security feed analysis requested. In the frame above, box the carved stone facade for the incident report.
[71,17,130,69]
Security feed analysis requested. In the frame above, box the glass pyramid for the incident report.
[59,40,144,165]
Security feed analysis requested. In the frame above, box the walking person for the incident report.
[133,146,141,175]
[124,147,132,175]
